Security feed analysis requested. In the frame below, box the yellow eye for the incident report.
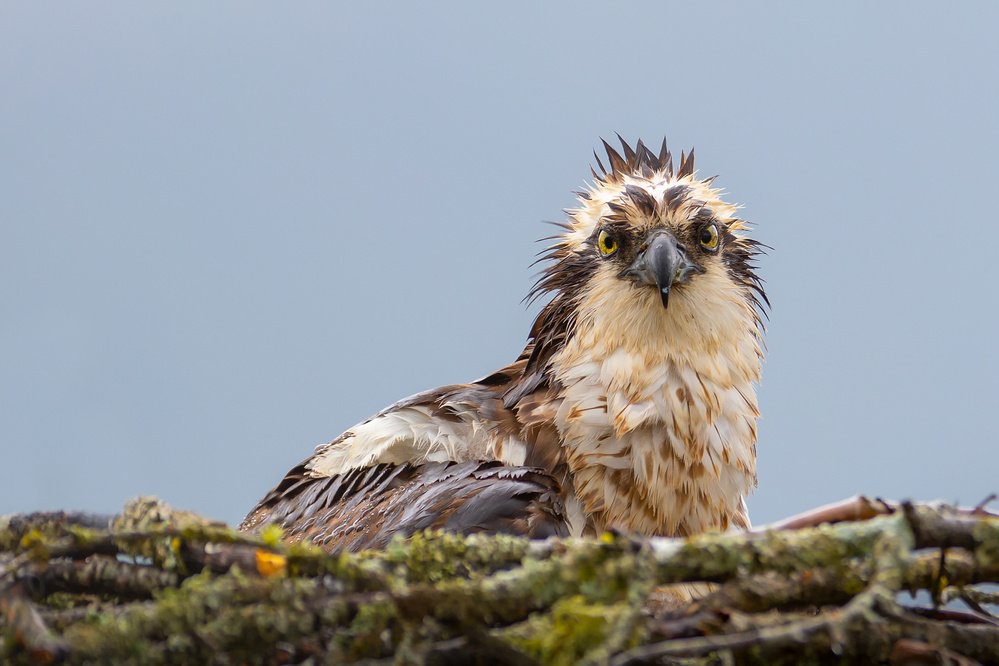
[597,229,617,256]
[699,224,719,251]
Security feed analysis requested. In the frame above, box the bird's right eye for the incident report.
[597,229,618,256]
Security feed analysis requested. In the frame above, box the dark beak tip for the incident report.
[659,287,670,308]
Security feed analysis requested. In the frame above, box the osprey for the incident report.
[241,137,767,553]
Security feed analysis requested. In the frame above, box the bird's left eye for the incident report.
[699,224,719,251]
[597,229,618,256]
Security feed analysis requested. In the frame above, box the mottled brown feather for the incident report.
[239,460,567,551]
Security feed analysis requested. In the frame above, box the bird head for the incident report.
[525,137,767,375]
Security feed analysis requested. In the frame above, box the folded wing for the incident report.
[239,459,568,552]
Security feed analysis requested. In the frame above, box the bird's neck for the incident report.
[550,289,762,537]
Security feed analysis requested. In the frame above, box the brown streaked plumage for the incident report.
[240,460,567,551]
[241,137,767,558]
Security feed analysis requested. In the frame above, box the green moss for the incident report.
[258,523,285,547]
[332,598,398,660]
[381,530,531,583]
[973,520,999,566]
[54,567,330,664]
[501,596,628,666]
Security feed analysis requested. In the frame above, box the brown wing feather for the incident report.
[239,460,568,552]
[239,344,574,551]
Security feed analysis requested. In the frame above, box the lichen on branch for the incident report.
[3,495,999,665]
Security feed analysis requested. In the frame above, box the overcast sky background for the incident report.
[2,3,997,528]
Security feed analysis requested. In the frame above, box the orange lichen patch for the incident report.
[255,550,287,577]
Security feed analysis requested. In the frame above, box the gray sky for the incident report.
[2,3,997,528]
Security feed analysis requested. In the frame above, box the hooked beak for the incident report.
[621,231,700,308]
